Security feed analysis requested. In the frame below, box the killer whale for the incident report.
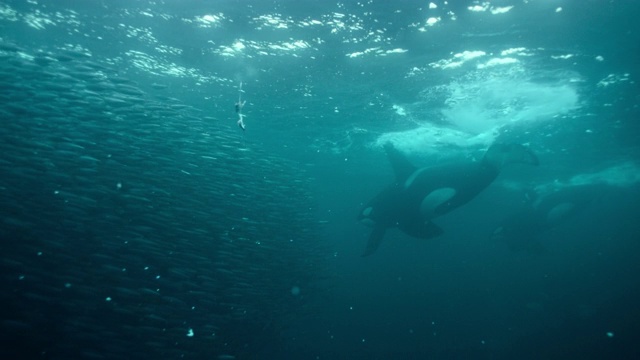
[492,183,609,253]
[358,142,538,256]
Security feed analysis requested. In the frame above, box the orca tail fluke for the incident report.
[483,143,539,169]
[362,225,386,257]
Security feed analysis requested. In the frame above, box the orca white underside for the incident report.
[420,187,457,218]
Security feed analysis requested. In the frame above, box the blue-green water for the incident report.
[1,1,639,359]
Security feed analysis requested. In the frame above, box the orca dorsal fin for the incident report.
[383,142,417,183]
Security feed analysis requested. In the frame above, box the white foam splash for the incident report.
[377,60,580,156]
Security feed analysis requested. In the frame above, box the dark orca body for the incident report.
[358,143,538,256]
[492,183,607,253]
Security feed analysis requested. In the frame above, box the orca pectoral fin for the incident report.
[362,225,386,257]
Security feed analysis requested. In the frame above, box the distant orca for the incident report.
[358,142,539,256]
[492,183,607,254]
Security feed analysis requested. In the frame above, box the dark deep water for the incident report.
[1,1,639,359]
